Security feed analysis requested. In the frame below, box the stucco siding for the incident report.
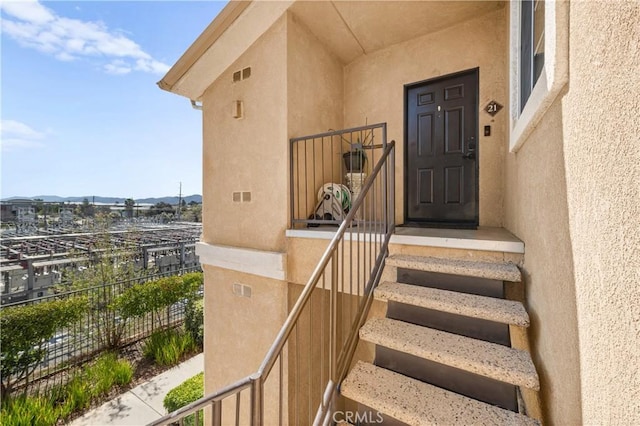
[286,12,344,141]
[344,8,508,227]
[202,265,287,423]
[201,15,288,252]
[504,99,582,425]
[563,2,640,423]
[504,2,640,424]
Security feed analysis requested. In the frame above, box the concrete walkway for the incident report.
[68,354,204,426]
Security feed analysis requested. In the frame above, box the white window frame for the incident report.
[509,0,569,152]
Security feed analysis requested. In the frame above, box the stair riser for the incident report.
[387,301,511,346]
[375,346,518,412]
[396,268,505,297]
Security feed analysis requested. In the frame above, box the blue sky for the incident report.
[1,0,227,199]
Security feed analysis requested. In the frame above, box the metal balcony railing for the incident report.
[1,267,202,397]
[150,135,396,426]
[290,123,388,228]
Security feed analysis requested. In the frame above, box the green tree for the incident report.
[150,202,174,217]
[124,198,135,219]
[79,198,94,218]
[182,204,202,223]
[33,199,44,215]
[67,215,140,348]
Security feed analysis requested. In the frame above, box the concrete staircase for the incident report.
[340,253,541,425]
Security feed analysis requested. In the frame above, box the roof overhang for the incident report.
[159,1,504,101]
[157,0,293,101]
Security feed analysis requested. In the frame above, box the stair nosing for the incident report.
[360,317,540,390]
[386,254,522,282]
[341,361,539,426]
[375,281,530,327]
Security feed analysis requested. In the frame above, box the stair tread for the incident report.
[342,361,539,426]
[376,281,530,327]
[361,317,539,390]
[386,254,522,282]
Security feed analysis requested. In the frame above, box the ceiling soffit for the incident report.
[290,1,505,64]
[161,1,504,100]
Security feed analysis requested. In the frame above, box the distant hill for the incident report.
[2,195,202,204]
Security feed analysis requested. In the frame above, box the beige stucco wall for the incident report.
[286,12,345,225]
[505,2,640,424]
[199,17,291,424]
[202,265,287,423]
[504,99,582,424]
[198,12,352,423]
[344,7,508,227]
[562,2,639,423]
[201,15,288,253]
[287,12,343,142]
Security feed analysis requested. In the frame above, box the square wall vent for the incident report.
[232,67,252,83]
[232,283,252,298]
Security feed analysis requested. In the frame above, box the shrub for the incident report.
[143,329,196,366]
[185,298,204,348]
[1,352,135,425]
[64,376,92,412]
[181,272,203,290]
[85,352,133,397]
[112,359,134,386]
[0,395,60,426]
[163,372,204,426]
[0,297,87,397]
[116,272,202,328]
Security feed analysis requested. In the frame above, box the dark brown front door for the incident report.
[405,69,478,227]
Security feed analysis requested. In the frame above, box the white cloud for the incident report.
[1,119,45,139]
[0,119,46,152]
[104,60,132,75]
[0,0,53,24]
[1,138,45,150]
[0,0,170,75]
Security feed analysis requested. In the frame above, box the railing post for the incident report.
[329,251,338,382]
[391,145,396,229]
[212,400,222,426]
[289,138,295,229]
[250,375,263,425]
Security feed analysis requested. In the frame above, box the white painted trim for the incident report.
[285,229,385,243]
[286,229,524,254]
[195,242,286,280]
[285,229,337,240]
[509,0,569,152]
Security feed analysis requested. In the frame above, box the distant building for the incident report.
[0,199,36,223]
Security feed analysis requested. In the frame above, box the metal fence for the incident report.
[290,123,388,228]
[1,266,201,396]
[151,138,396,426]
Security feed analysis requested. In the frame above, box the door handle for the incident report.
[462,152,476,160]
[462,136,476,160]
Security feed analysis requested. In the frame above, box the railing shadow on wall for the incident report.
[290,123,388,229]
[150,134,396,426]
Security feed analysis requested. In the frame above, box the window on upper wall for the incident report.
[509,0,568,152]
[520,0,545,112]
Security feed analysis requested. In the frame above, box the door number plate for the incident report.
[485,101,503,116]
